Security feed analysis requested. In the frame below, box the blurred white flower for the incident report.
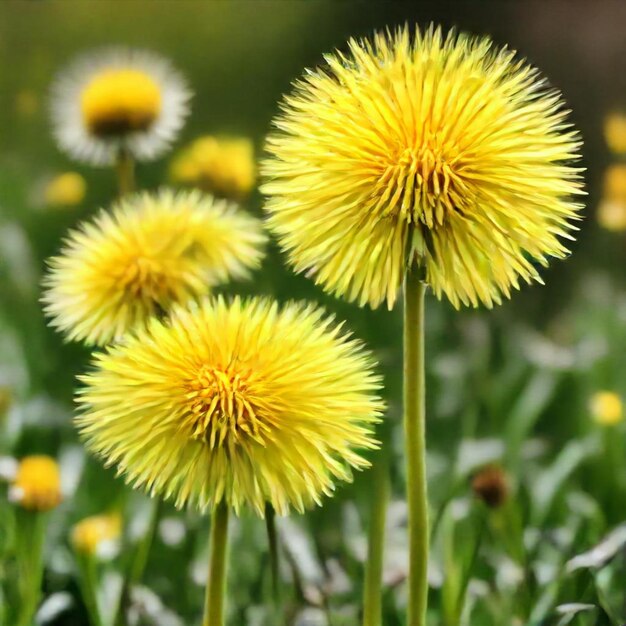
[50,48,191,166]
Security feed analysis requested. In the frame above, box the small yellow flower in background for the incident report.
[597,165,626,231]
[170,135,256,199]
[50,48,191,165]
[76,297,383,516]
[71,513,122,557]
[602,163,626,199]
[44,172,87,208]
[42,189,266,346]
[590,391,623,426]
[262,26,584,309]
[597,199,626,232]
[10,455,62,512]
[603,112,626,154]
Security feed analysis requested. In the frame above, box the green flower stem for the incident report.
[76,552,104,626]
[203,502,230,626]
[15,509,47,626]
[403,265,429,626]
[113,497,162,626]
[362,450,390,626]
[130,498,162,584]
[116,148,135,197]
[264,503,282,623]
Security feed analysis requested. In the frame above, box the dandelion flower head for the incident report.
[10,455,62,512]
[43,189,266,346]
[170,135,256,200]
[71,513,122,557]
[44,172,87,208]
[590,391,623,426]
[76,297,383,515]
[262,26,584,309]
[50,48,191,165]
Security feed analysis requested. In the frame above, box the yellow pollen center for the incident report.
[185,365,266,449]
[81,68,162,137]
[118,256,171,303]
[374,144,469,228]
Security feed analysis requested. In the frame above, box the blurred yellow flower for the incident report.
[76,297,383,515]
[10,455,62,512]
[71,513,122,556]
[597,199,626,232]
[44,172,87,208]
[602,163,626,199]
[262,26,584,309]
[603,112,626,154]
[50,48,191,165]
[170,136,256,199]
[597,165,626,231]
[590,391,623,426]
[43,189,266,346]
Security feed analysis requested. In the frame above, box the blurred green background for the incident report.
[1,2,626,625]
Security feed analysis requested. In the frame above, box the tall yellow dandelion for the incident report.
[262,26,583,310]
[262,25,584,626]
[77,296,383,625]
[42,189,266,345]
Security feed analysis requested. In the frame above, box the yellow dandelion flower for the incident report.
[71,513,122,556]
[590,391,623,426]
[10,455,62,512]
[50,48,191,165]
[262,26,584,309]
[170,135,256,199]
[604,112,626,154]
[43,189,266,346]
[44,172,87,208]
[76,297,383,515]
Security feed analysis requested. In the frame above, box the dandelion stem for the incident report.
[15,510,46,626]
[362,450,390,626]
[116,148,135,197]
[76,552,104,626]
[403,265,428,626]
[130,498,162,584]
[204,501,230,626]
[265,503,282,622]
